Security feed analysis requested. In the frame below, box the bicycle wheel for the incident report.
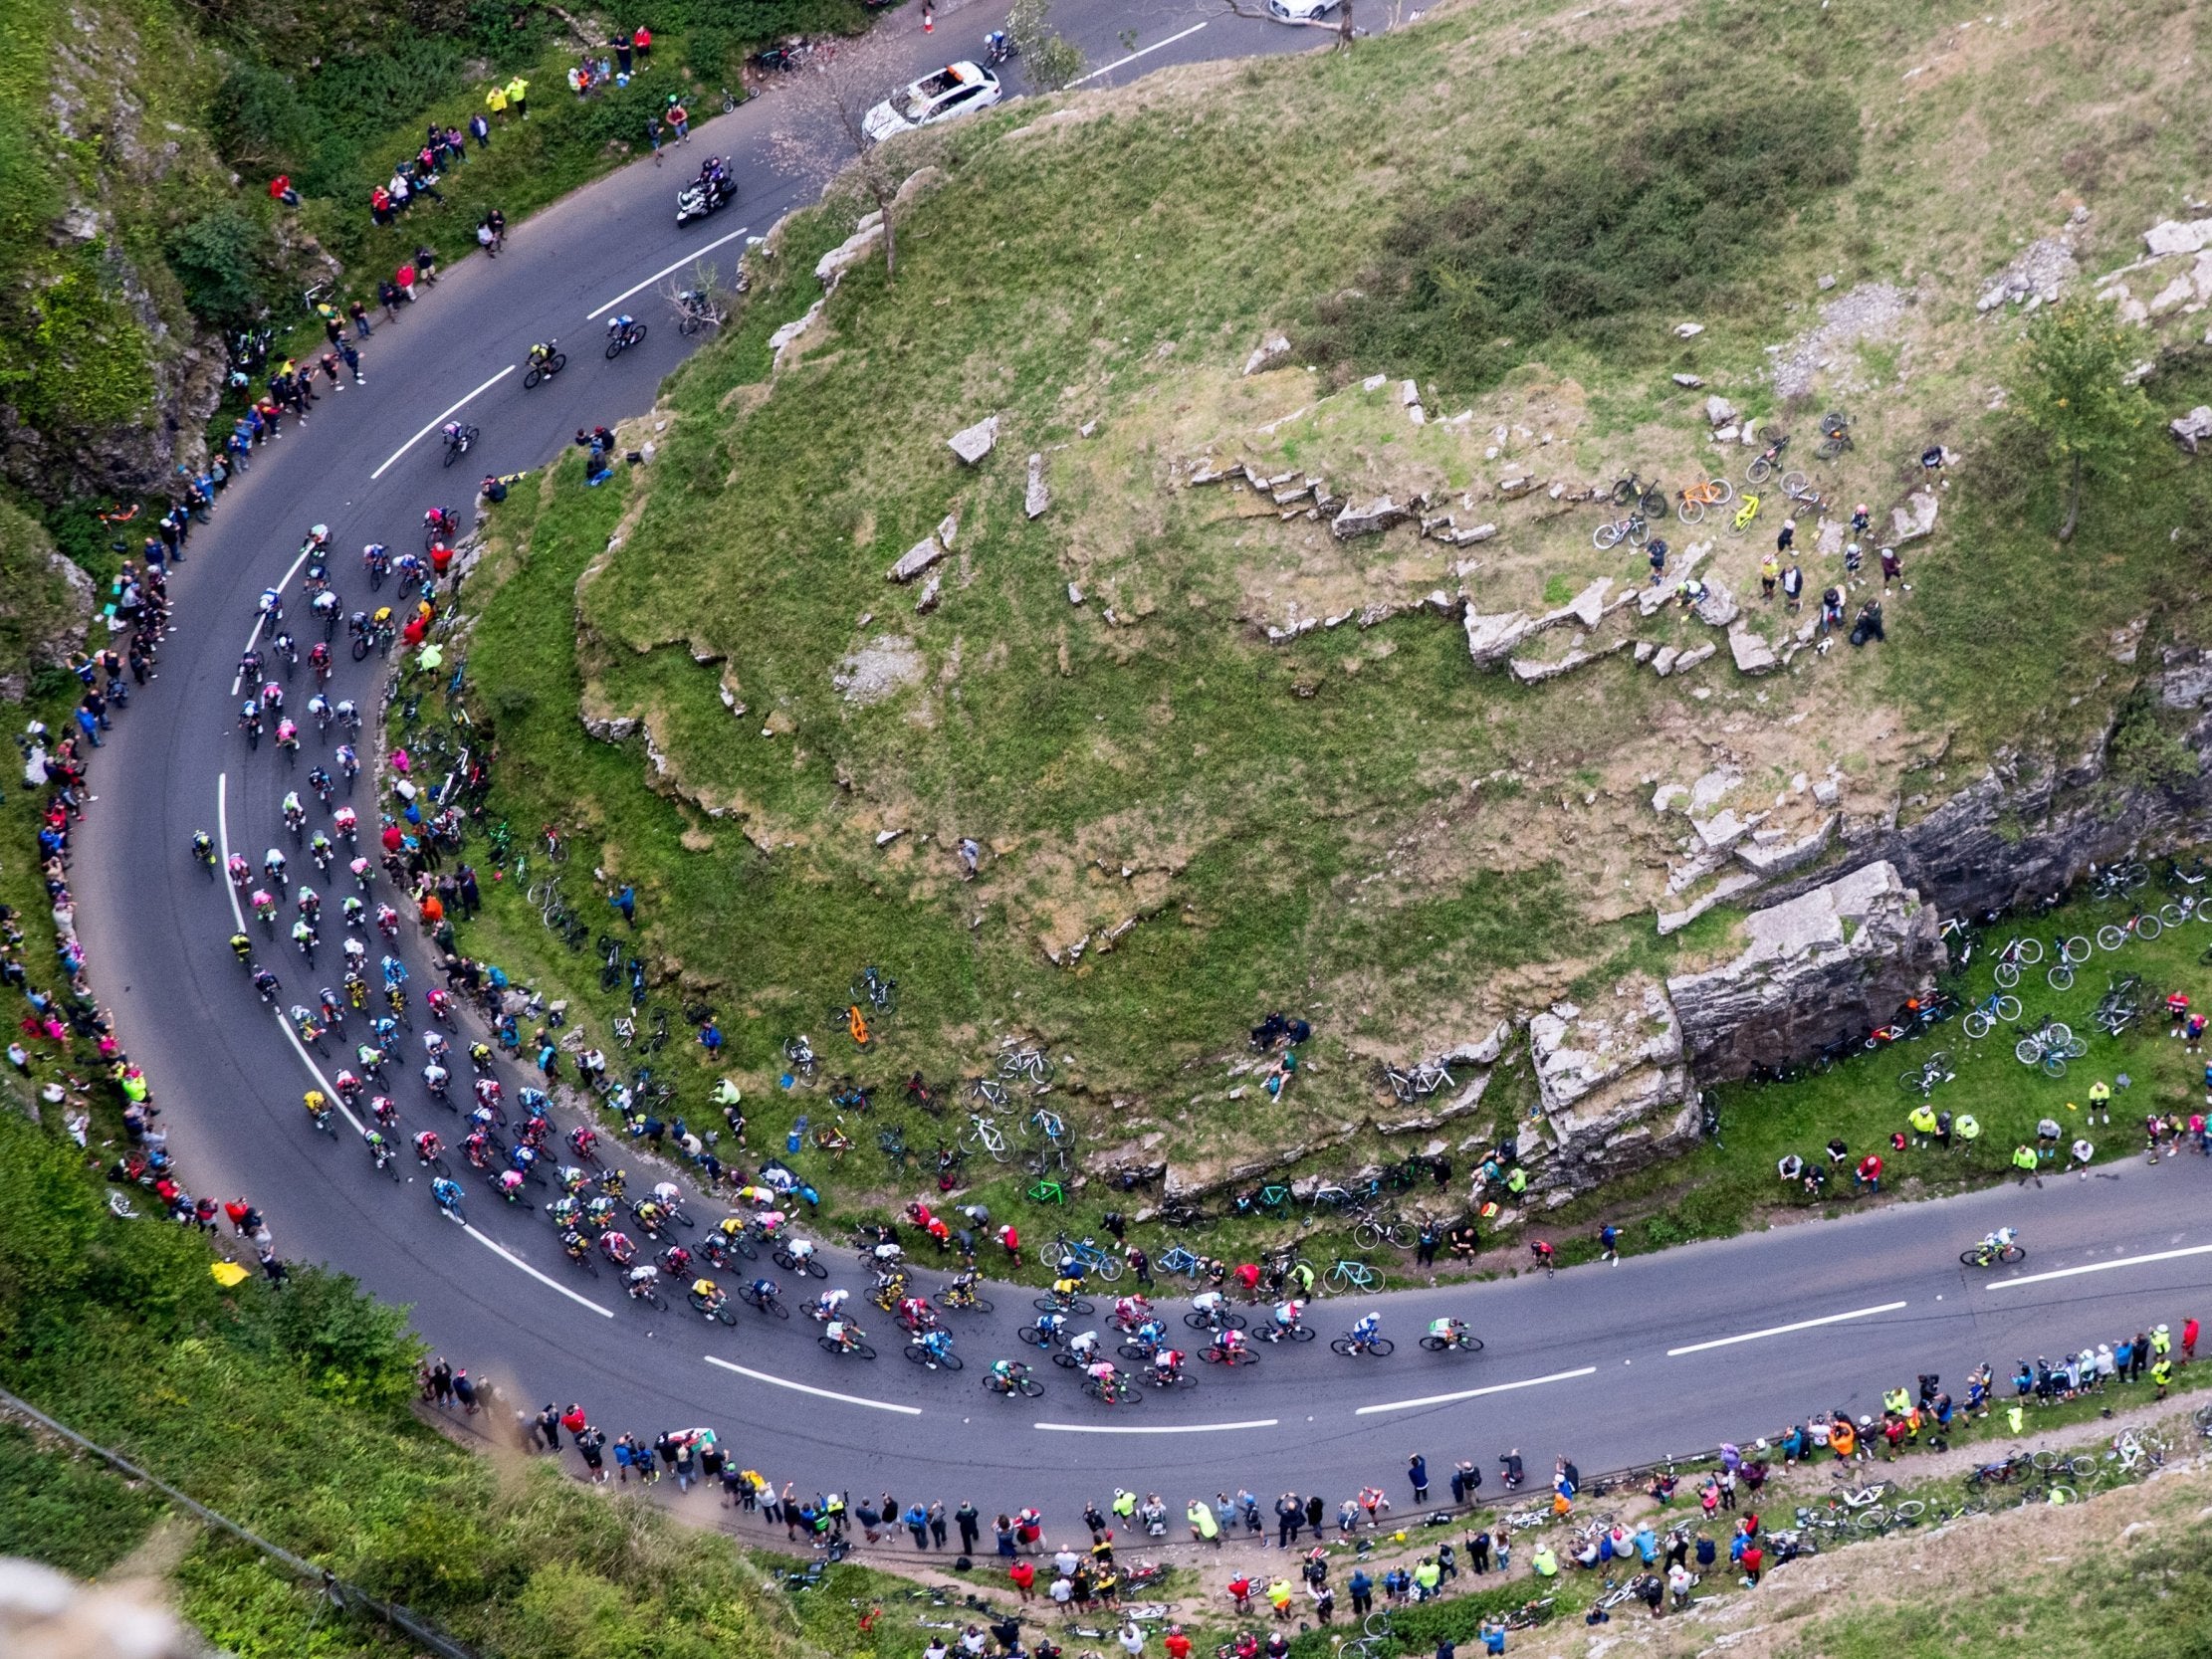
[1329,1336,1359,1356]
[523,365,544,389]
[1962,1011,1992,1040]
[1899,1067,1928,1094]
[1960,1249,1992,1267]
[2014,1038,2044,1066]
[1091,1255,1123,1283]
[2042,1053,2069,1078]
[1612,478,1636,507]
[1780,470,1809,496]
[1354,1222,1388,1252]
[2047,962,2075,991]
[1994,994,2022,1020]
[1995,959,2021,987]
[2096,925,2125,951]
[2060,934,2092,962]
[1676,499,1704,525]
[1593,522,1625,550]
[1747,456,1775,485]
[2063,1036,2088,1058]
[1626,516,1650,545]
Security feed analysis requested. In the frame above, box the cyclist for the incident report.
[495,1167,528,1203]
[1067,1328,1101,1364]
[274,719,300,757]
[1266,1300,1305,1341]
[749,1275,781,1309]
[693,1277,729,1317]
[422,1027,449,1062]
[363,1127,392,1165]
[309,831,334,870]
[1153,1345,1188,1384]
[227,852,252,887]
[369,1094,399,1129]
[1429,1316,1473,1350]
[988,1357,1028,1393]
[335,743,359,782]
[1212,1326,1248,1362]
[1191,1287,1229,1326]
[658,1243,694,1278]
[252,966,282,1003]
[1348,1311,1383,1351]
[302,1089,330,1128]
[431,1176,465,1216]
[191,830,216,869]
[1086,1358,1124,1397]
[605,312,636,346]
[1971,1225,2019,1264]
[424,986,455,1024]
[783,1236,819,1272]
[229,932,253,964]
[913,1327,956,1367]
[414,1131,444,1165]
[1113,1294,1153,1330]
[813,1286,849,1323]
[462,1130,494,1169]
[1126,1317,1167,1355]
[623,1263,659,1298]
[1031,1309,1067,1347]
[898,1294,937,1333]
[331,1068,362,1103]
[554,1164,590,1197]
[823,1317,864,1353]
[558,1227,593,1263]
[527,341,556,370]
[290,916,318,956]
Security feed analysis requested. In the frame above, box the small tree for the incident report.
[2015,297,2152,542]
[1007,0,1086,92]
[768,33,912,286]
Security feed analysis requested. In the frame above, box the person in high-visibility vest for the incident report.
[2087,1079,2111,1125]
[2012,1143,2041,1184]
[2151,1356,2174,1398]
[1954,1114,1981,1143]
[1908,1103,1938,1145]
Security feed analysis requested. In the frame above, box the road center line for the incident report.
[1983,1242,2212,1289]
[703,1353,923,1414]
[466,1227,615,1317]
[587,225,751,319]
[1070,21,1208,88]
[368,367,513,481]
[1665,1301,1907,1358]
[1355,1365,1597,1417]
[1035,1417,1277,1435]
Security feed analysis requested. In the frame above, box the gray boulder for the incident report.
[948,416,999,465]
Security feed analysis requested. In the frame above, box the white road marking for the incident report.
[587,225,751,319]
[1070,21,1209,87]
[368,367,513,481]
[703,1353,923,1414]
[1035,1417,1278,1435]
[1983,1241,2212,1289]
[231,542,319,695]
[1355,1365,1598,1416]
[218,770,363,1137]
[466,1226,615,1317]
[1665,1301,1907,1358]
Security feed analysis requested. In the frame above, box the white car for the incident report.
[862,61,1002,143]
[1267,0,1339,18]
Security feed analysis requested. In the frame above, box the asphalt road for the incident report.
[65,0,2212,1533]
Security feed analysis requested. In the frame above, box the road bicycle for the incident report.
[1380,1059,1454,1103]
[1896,1051,1954,1097]
[1989,934,2044,987]
[1352,1213,1416,1252]
[1157,1245,1203,1278]
[998,1045,1054,1086]
[1329,1329,1393,1357]
[1611,472,1667,517]
[968,1075,1010,1110]
[2014,1017,2086,1075]
[441,424,479,468]
[781,1034,819,1083]
[1026,1178,1067,1205]
[1592,512,1650,550]
[1960,1238,2027,1267]
[1051,1233,1123,1281]
[2096,910,2163,951]
[2088,859,2149,899]
[604,318,649,358]
[2044,932,2094,990]
[1781,475,1831,515]
[1959,990,2023,1038]
[959,1113,1010,1161]
[674,292,728,335]
[1745,433,1792,485]
[850,965,898,1017]
[1501,1596,1555,1632]
[1326,1258,1380,1293]
[1673,477,1735,523]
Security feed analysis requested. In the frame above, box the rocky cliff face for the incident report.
[0,0,227,505]
[1667,860,1944,1078]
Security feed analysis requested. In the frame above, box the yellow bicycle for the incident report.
[1729,492,1762,535]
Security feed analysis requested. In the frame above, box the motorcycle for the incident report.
[677,163,736,227]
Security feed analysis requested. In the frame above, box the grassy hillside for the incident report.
[429,0,2212,1240]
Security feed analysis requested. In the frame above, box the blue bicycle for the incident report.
[1052,1233,1123,1282]
[1158,1245,1204,1279]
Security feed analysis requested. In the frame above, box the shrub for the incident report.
[165,208,281,325]
[1302,86,1862,397]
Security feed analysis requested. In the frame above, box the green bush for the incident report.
[165,208,281,325]
[1302,87,1862,397]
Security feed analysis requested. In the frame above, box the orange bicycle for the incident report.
[1674,477,1735,523]
[841,1002,871,1046]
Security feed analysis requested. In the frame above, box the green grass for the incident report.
[417,0,2212,1277]
[0,1423,165,1576]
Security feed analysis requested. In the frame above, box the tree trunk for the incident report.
[2058,451,2082,543]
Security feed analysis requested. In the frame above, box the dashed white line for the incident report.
[1355,1365,1598,1416]
[368,367,514,481]
[1665,1301,1907,1358]
[587,225,751,319]
[1035,1417,1278,1435]
[466,1226,615,1317]
[1070,21,1209,87]
[1983,1242,2212,1289]
[703,1353,924,1414]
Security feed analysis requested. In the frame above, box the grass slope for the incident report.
[435,0,2212,1248]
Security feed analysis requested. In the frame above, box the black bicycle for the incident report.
[523,345,566,390]
[441,425,479,468]
[605,319,649,358]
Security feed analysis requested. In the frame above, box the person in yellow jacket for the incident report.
[2151,1356,2174,1398]
[2011,1143,2041,1184]
[2086,1079,2111,1125]
[1908,1102,1938,1145]
[1529,1545,1557,1578]
[1186,1500,1218,1544]
[485,82,508,118]
[506,75,530,118]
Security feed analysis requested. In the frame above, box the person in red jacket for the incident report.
[270,173,300,206]
[1739,1543,1764,1585]
[430,541,454,582]
[2184,1317,2200,1361]
[1165,1628,1193,1659]
[1008,1558,1034,1601]
[1854,1152,1882,1194]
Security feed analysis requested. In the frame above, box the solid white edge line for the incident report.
[1355,1366,1598,1416]
[231,542,317,696]
[1984,1241,2212,1289]
[224,783,614,1322]
[1070,20,1209,88]
[587,225,751,320]
[703,1353,923,1414]
[368,366,514,481]
[466,1226,617,1317]
[1665,1301,1908,1358]
[1035,1418,1278,1435]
